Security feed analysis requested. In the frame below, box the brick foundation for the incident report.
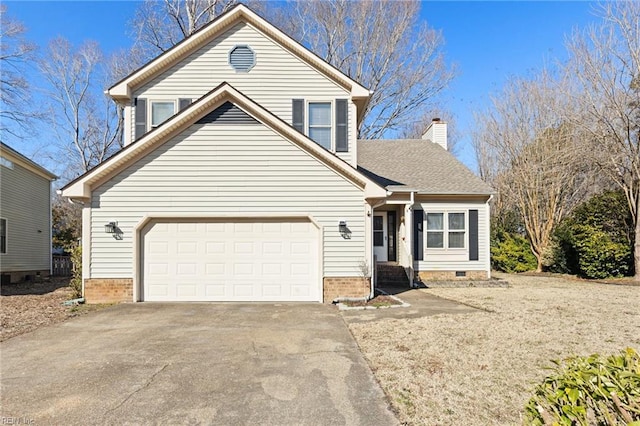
[84,278,133,304]
[418,270,489,281]
[323,277,370,303]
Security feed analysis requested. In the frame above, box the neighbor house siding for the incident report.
[90,122,365,279]
[130,22,355,165]
[415,199,490,273]
[0,161,51,273]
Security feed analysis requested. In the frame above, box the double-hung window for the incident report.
[151,101,175,128]
[308,102,332,150]
[426,212,466,249]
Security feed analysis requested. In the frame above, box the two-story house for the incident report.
[1,142,57,284]
[60,4,493,303]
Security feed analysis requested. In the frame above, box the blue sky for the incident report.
[6,0,600,171]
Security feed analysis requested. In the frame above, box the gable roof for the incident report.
[107,4,370,118]
[357,139,494,195]
[61,83,386,200]
[0,142,57,181]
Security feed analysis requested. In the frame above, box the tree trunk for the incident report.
[635,215,640,281]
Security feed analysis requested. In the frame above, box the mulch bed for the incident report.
[1,277,105,342]
[342,295,403,307]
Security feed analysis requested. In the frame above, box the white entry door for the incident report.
[373,213,387,262]
[142,219,320,302]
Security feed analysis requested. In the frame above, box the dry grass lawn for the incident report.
[349,273,640,425]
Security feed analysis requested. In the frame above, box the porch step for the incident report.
[376,264,409,287]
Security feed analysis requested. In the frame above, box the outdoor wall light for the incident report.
[338,220,351,239]
[104,221,118,234]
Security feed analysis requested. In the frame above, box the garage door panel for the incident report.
[142,220,319,302]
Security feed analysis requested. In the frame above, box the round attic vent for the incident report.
[229,45,256,72]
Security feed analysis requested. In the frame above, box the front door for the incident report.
[373,213,387,262]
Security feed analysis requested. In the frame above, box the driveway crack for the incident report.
[105,363,170,414]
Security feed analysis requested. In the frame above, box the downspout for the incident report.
[49,182,53,276]
[409,191,415,286]
[486,194,494,279]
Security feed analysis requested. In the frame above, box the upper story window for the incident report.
[151,101,175,128]
[308,102,331,150]
[0,157,14,169]
[292,99,348,152]
[426,212,466,249]
[229,45,256,72]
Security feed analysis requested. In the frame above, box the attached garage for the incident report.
[140,218,320,302]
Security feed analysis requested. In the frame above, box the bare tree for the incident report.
[130,0,238,62]
[273,0,455,139]
[0,5,39,141]
[38,37,123,178]
[473,74,589,272]
[563,1,640,279]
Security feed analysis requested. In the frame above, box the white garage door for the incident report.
[142,220,320,302]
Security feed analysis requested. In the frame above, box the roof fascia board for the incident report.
[108,5,369,101]
[0,143,57,180]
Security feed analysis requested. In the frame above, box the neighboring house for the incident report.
[60,5,493,304]
[0,142,57,284]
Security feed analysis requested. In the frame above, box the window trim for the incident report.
[0,157,14,169]
[149,99,177,129]
[228,44,256,73]
[425,211,467,250]
[0,217,7,255]
[306,100,334,151]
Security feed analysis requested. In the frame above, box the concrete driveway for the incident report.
[0,303,397,425]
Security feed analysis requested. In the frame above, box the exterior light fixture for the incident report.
[104,221,117,234]
[338,220,351,239]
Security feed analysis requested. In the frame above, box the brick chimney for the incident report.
[421,118,447,150]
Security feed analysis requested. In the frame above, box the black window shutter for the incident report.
[413,209,424,261]
[469,209,479,261]
[335,99,348,152]
[135,98,147,140]
[178,98,192,111]
[292,99,304,133]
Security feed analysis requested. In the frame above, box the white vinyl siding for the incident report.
[416,200,489,272]
[90,122,365,279]
[0,160,51,272]
[130,22,355,165]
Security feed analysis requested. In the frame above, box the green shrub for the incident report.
[524,348,640,426]
[491,230,537,273]
[573,226,631,279]
[69,244,82,299]
[551,190,634,279]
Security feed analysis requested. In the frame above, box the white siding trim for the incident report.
[485,197,492,278]
[107,5,369,100]
[62,83,386,200]
[82,206,91,285]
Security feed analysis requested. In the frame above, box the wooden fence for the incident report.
[52,255,72,277]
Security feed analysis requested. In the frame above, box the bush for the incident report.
[491,230,537,273]
[69,244,82,299]
[573,226,632,279]
[551,191,634,279]
[524,348,640,426]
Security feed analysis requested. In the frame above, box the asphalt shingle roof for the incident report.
[357,139,494,195]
